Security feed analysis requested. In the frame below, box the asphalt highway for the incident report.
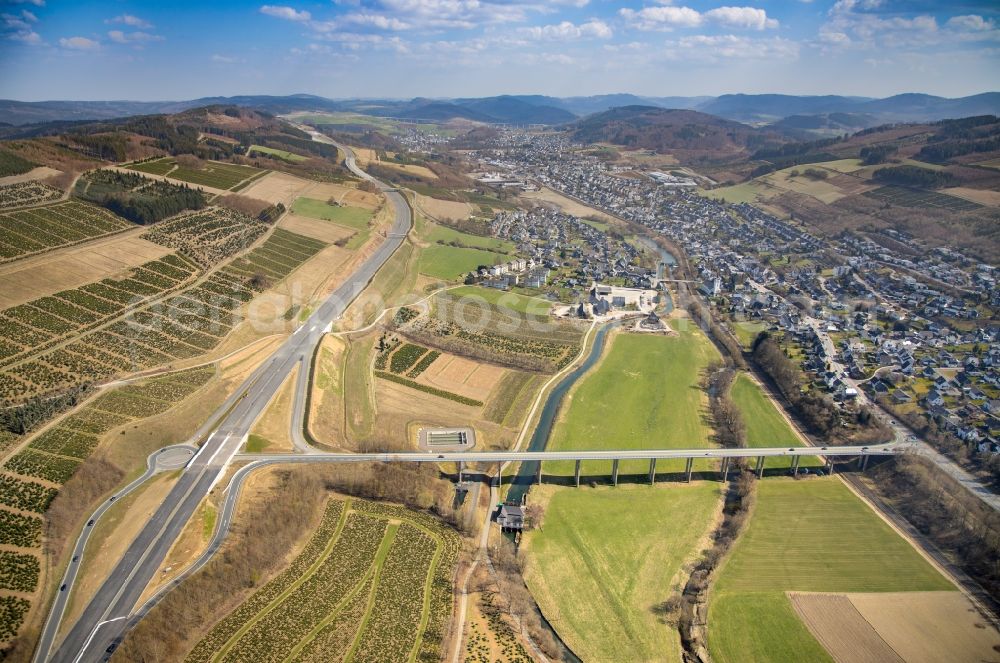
[33,445,195,663]
[45,141,412,663]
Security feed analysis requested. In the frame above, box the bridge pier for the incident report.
[648,458,656,484]
[791,456,800,476]
[457,460,463,483]
[612,459,619,486]
[720,457,730,482]
[755,456,765,478]
[685,457,694,483]
[860,454,869,472]
[575,459,581,487]
[535,461,542,485]
[827,457,835,476]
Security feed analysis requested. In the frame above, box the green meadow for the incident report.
[523,482,721,663]
[708,478,954,663]
[547,322,720,477]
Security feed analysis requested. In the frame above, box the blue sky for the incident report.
[1,1,997,101]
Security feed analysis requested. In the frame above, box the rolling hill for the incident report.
[570,105,785,162]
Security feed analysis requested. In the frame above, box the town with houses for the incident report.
[452,130,1000,472]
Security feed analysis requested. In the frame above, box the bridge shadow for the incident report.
[441,458,868,488]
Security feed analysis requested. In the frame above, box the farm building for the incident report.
[496,503,524,531]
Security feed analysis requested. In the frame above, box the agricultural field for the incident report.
[523,483,721,663]
[423,223,514,254]
[0,181,61,210]
[418,245,505,281]
[442,286,551,318]
[291,197,372,230]
[222,228,326,284]
[729,375,822,469]
[248,145,307,163]
[0,251,200,373]
[863,185,982,211]
[409,295,582,373]
[0,200,133,263]
[3,367,214,484]
[547,324,720,477]
[141,207,270,268]
[186,497,459,663]
[127,158,266,191]
[708,478,956,663]
[414,352,505,403]
[0,366,214,647]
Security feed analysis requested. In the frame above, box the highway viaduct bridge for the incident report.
[234,443,906,486]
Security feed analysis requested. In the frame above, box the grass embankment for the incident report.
[729,374,822,469]
[547,322,720,477]
[523,483,721,663]
[708,479,954,663]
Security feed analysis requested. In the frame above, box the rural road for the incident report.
[44,139,413,663]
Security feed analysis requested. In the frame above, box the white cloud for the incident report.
[946,15,994,33]
[664,34,799,61]
[5,0,44,6]
[522,19,612,40]
[107,14,153,30]
[704,7,778,31]
[59,36,100,50]
[107,30,163,44]
[620,6,702,31]
[259,5,311,22]
[341,13,411,30]
[211,53,243,63]
[621,5,776,32]
[9,29,40,43]
[2,8,41,43]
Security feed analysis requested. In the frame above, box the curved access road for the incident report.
[44,139,412,663]
[33,445,195,663]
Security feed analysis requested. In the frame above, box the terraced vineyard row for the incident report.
[187,498,460,663]
[0,228,322,405]
[0,181,62,210]
[126,159,266,191]
[0,253,199,367]
[221,228,326,283]
[2,366,214,487]
[141,207,270,268]
[0,200,132,263]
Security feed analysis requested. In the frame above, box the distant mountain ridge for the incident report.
[0,91,997,127]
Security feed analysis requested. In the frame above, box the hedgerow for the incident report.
[375,371,483,407]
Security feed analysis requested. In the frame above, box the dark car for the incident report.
[60,584,66,591]
[437,455,445,459]
[110,496,116,502]
[72,555,79,562]
[87,519,95,526]
[106,641,119,654]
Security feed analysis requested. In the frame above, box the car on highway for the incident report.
[72,555,79,562]
[87,519,94,526]
[437,455,445,459]
[60,584,66,591]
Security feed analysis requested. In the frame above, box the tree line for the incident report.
[873,165,957,189]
